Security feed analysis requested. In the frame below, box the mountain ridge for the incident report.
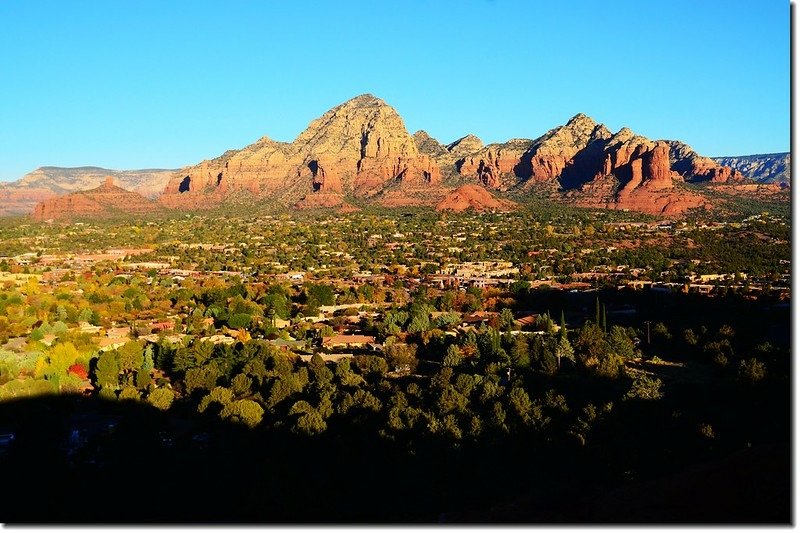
[710,153,790,185]
[19,94,787,219]
[0,166,176,216]
[32,176,160,221]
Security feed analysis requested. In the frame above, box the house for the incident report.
[273,318,291,329]
[322,335,376,350]
[96,337,128,351]
[106,326,131,338]
[149,321,175,333]
[77,321,102,335]
[460,311,498,327]
[268,338,307,351]
[513,314,538,328]
[40,334,58,346]
[296,353,354,364]
[200,334,236,345]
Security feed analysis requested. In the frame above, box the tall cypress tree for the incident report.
[601,304,607,334]
[595,297,601,325]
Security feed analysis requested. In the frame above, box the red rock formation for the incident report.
[33,177,158,221]
[0,167,174,216]
[435,185,516,213]
[0,188,57,216]
[643,142,673,187]
[161,94,442,206]
[156,98,751,216]
[526,114,613,182]
[668,141,745,183]
[456,139,533,189]
[570,134,709,216]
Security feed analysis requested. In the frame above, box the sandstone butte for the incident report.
[436,185,517,213]
[160,94,443,211]
[33,177,158,221]
[0,167,175,216]
[448,115,747,215]
[156,94,749,217]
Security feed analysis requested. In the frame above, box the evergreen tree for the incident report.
[595,297,601,325]
[601,304,607,334]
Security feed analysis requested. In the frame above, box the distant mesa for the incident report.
[32,177,159,221]
[711,153,790,186]
[6,94,780,219]
[0,166,175,216]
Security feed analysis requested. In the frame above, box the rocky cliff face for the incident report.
[0,166,174,216]
[16,94,765,219]
[711,153,790,185]
[445,113,744,215]
[455,139,535,189]
[565,131,709,215]
[668,141,746,183]
[161,94,443,208]
[33,177,159,221]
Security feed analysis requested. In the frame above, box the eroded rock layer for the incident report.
[33,177,159,221]
[36,94,759,219]
[162,94,443,208]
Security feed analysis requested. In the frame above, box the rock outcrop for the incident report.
[413,130,451,161]
[455,139,534,189]
[0,188,55,217]
[567,131,709,215]
[19,94,758,219]
[668,141,745,183]
[436,185,516,213]
[447,134,485,158]
[0,166,174,216]
[32,177,159,221]
[162,94,443,208]
[523,114,614,183]
[445,113,744,215]
[712,153,790,186]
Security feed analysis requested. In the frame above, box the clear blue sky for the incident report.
[0,0,789,181]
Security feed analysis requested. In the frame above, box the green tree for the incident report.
[738,358,767,384]
[185,365,221,394]
[231,373,253,396]
[221,399,264,428]
[227,313,252,330]
[500,308,515,331]
[443,344,463,367]
[118,385,141,401]
[290,401,327,435]
[147,387,174,411]
[555,335,575,369]
[608,326,635,359]
[94,351,120,389]
[625,375,664,400]
[510,335,530,368]
[117,341,145,373]
[574,323,607,367]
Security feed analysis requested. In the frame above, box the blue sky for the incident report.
[0,0,789,181]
